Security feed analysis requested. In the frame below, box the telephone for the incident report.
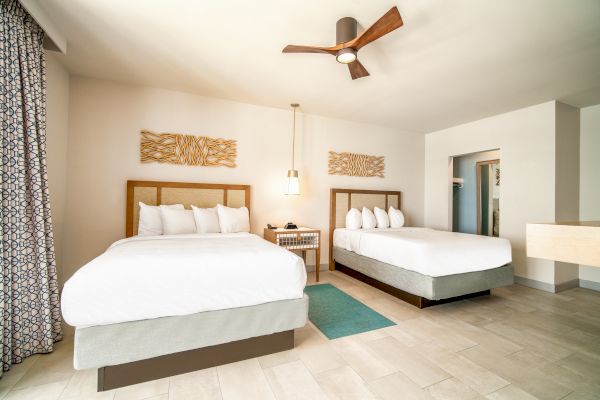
[267,224,277,229]
[284,222,298,229]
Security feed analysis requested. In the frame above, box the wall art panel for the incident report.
[140,130,236,167]
[328,151,384,177]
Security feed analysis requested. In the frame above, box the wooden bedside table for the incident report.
[264,227,321,282]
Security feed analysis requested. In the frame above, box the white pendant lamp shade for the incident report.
[286,169,300,195]
[285,104,300,195]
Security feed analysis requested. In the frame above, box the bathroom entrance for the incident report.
[452,150,500,237]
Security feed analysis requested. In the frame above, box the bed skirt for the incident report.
[333,247,513,300]
[74,294,309,370]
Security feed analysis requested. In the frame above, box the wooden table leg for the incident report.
[315,247,320,282]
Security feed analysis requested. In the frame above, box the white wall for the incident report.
[425,102,558,284]
[580,104,600,285]
[62,77,424,282]
[45,53,70,286]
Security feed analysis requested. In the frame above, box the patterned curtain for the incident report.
[0,0,62,375]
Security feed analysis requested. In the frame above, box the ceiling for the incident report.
[38,0,600,133]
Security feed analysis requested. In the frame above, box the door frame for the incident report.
[476,159,500,235]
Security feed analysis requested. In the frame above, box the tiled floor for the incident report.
[1,270,600,400]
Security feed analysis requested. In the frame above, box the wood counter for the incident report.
[526,221,600,267]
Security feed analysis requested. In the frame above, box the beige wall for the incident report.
[425,102,558,284]
[580,104,600,285]
[45,53,70,286]
[62,77,425,282]
[554,102,580,285]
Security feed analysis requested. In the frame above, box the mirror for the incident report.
[476,160,500,236]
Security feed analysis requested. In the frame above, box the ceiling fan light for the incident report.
[336,48,357,64]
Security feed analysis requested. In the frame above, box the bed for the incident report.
[61,181,308,391]
[329,188,513,308]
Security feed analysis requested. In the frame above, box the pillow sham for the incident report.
[160,208,197,235]
[373,206,390,228]
[362,207,377,229]
[191,205,221,234]
[388,206,405,228]
[345,208,362,230]
[217,204,250,233]
[138,202,184,236]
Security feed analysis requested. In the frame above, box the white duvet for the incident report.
[333,228,511,277]
[61,233,307,327]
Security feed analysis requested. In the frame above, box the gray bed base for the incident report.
[74,295,308,390]
[333,247,513,305]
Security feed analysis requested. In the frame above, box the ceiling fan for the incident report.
[282,6,403,80]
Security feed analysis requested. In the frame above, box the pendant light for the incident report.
[285,103,300,195]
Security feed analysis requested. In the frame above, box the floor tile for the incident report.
[264,360,328,400]
[12,343,75,390]
[217,359,275,400]
[365,336,450,388]
[485,384,539,400]
[113,378,169,400]
[258,349,300,370]
[314,366,377,400]
[415,342,509,395]
[4,380,68,400]
[461,345,572,400]
[368,372,434,400]
[168,368,221,400]
[296,342,346,375]
[60,368,115,399]
[426,377,484,400]
[330,335,397,381]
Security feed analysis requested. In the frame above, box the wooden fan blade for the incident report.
[351,6,403,50]
[347,60,369,80]
[282,44,340,55]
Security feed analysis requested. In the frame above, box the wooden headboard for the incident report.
[329,188,401,269]
[126,180,251,237]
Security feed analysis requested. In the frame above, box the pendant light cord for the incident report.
[291,105,296,170]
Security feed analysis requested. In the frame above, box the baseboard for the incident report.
[515,276,592,293]
[305,263,328,272]
[580,279,600,292]
[555,279,580,293]
[514,276,556,293]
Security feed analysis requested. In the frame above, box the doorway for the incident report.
[452,150,500,236]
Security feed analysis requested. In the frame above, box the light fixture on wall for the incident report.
[285,103,300,195]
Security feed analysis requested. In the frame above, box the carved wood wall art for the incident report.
[140,130,237,167]
[328,151,385,178]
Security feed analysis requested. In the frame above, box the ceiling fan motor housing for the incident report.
[336,17,358,44]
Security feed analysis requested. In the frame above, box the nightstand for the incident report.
[264,227,321,282]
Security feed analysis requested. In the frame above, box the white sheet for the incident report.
[333,228,511,277]
[61,233,307,327]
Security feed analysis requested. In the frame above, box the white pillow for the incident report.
[216,204,250,233]
[160,208,197,235]
[138,202,184,236]
[191,205,221,234]
[362,207,377,229]
[345,208,362,230]
[388,206,405,228]
[374,206,390,228]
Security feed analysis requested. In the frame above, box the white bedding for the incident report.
[333,228,511,277]
[61,233,307,327]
